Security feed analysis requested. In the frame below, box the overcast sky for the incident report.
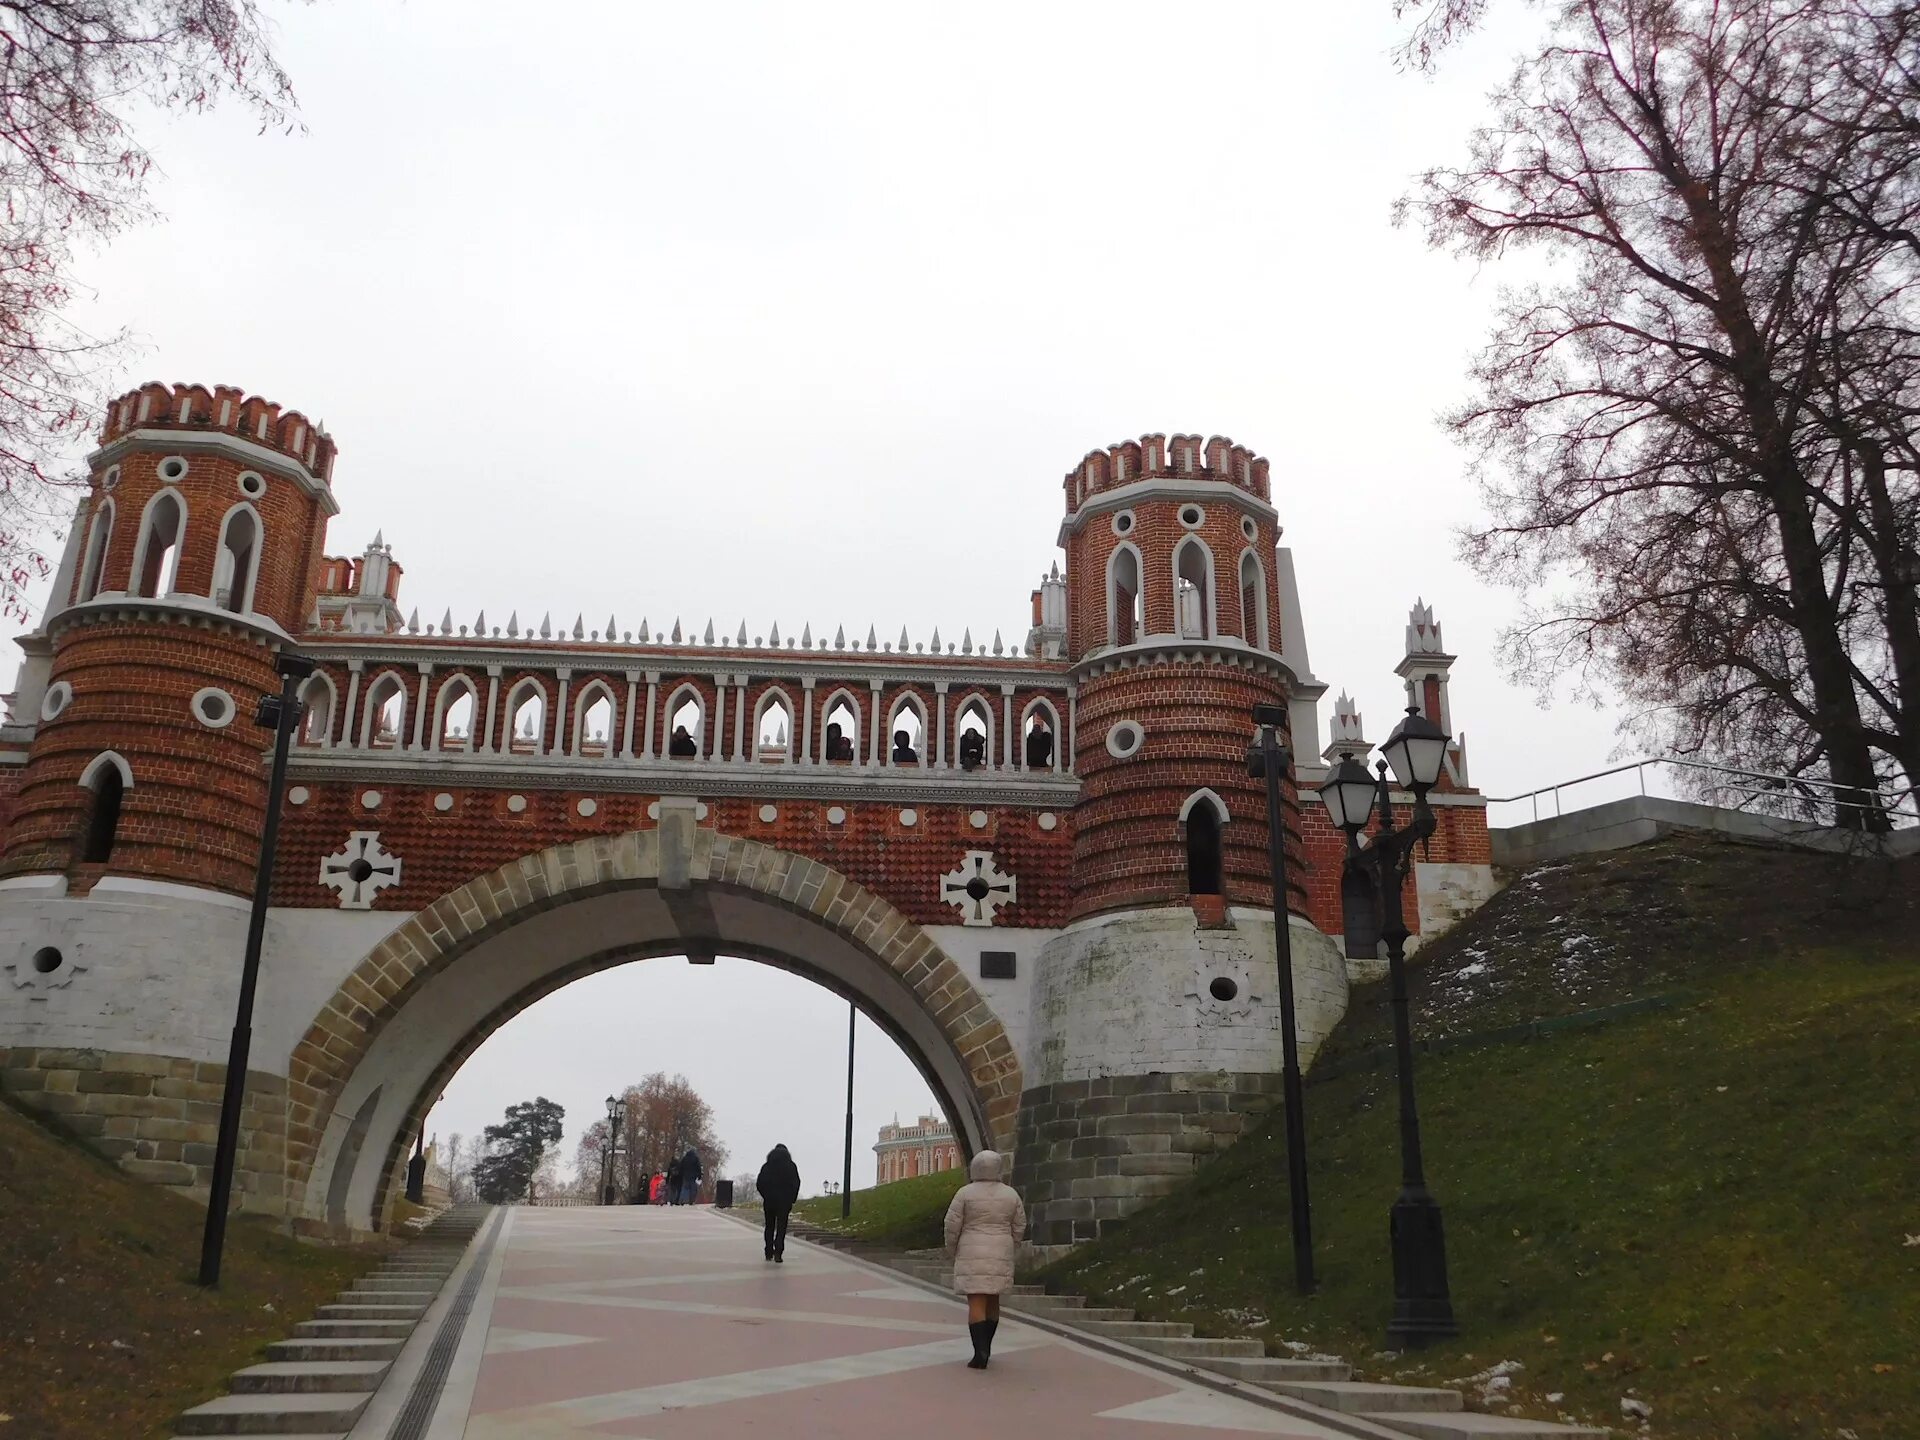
[18,2,1645,1182]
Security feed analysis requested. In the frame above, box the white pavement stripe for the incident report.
[1098,1389,1342,1434]
[491,1284,966,1336]
[483,1329,598,1355]
[464,1333,1049,1438]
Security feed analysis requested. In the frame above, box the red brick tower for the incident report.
[1060,432,1302,921]
[1,382,338,896]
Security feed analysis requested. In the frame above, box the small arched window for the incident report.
[1181,789,1227,897]
[435,678,478,751]
[1020,698,1062,772]
[822,690,861,765]
[574,684,616,758]
[362,672,407,750]
[1109,544,1142,647]
[78,753,132,865]
[1239,550,1267,649]
[665,686,704,758]
[298,673,337,747]
[886,693,926,766]
[755,688,794,762]
[955,694,993,771]
[506,680,548,755]
[133,490,186,599]
[1175,537,1213,640]
[78,500,115,603]
[213,504,261,613]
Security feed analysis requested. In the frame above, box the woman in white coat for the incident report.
[942,1150,1026,1369]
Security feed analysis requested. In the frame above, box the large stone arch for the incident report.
[284,809,1022,1234]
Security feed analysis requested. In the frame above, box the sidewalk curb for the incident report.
[714,1210,1413,1440]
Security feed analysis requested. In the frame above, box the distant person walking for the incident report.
[943,1150,1025,1370]
[756,1144,801,1262]
[665,1158,683,1206]
[649,1171,665,1205]
[678,1148,703,1205]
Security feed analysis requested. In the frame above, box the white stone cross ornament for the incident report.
[941,850,1017,927]
[320,831,403,909]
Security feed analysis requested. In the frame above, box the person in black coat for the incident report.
[756,1144,802,1262]
[678,1147,703,1205]
[664,1157,683,1205]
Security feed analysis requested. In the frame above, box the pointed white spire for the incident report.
[992,629,1003,655]
[930,626,942,652]
[801,622,813,648]
[777,720,788,745]
[834,624,846,648]
[737,620,748,646]
[961,628,973,655]
[440,608,453,635]
[898,625,910,651]
[866,624,878,650]
[640,618,651,642]
[571,614,584,641]
[534,612,549,640]
[1051,560,1060,580]
[606,615,617,641]
[475,609,486,635]
[370,529,385,550]
[703,619,716,645]
[507,611,520,638]
[671,618,683,643]
[769,621,782,647]
[406,608,419,634]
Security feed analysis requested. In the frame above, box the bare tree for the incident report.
[0,0,305,618]
[606,1072,728,1201]
[1401,0,1920,825]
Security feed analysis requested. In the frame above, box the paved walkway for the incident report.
[379,1205,1354,1439]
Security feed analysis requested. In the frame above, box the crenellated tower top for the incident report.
[1061,432,1271,516]
[99,381,337,485]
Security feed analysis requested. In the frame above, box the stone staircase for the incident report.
[169,1205,489,1437]
[795,1227,1605,1440]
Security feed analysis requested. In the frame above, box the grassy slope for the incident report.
[1036,837,1920,1440]
[0,1101,383,1440]
[795,1168,966,1250]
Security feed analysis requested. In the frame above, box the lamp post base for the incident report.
[1387,1189,1458,1348]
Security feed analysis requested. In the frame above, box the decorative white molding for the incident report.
[940,850,1018,927]
[319,831,403,909]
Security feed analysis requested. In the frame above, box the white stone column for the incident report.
[621,672,639,758]
[868,680,884,767]
[1001,684,1015,770]
[341,661,363,750]
[934,680,949,768]
[411,664,431,751]
[481,665,502,753]
[800,679,816,765]
[553,669,572,756]
[642,672,659,758]
[710,673,726,760]
[733,675,748,764]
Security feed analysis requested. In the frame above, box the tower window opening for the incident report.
[668,694,702,757]
[1185,801,1224,896]
[576,688,614,757]
[365,675,406,750]
[1023,708,1056,770]
[756,692,793,761]
[1176,538,1212,640]
[888,698,924,765]
[1110,546,1141,647]
[956,699,991,771]
[214,506,260,613]
[78,501,114,603]
[82,764,125,864]
[1239,551,1267,648]
[823,696,859,764]
[299,675,335,746]
[510,685,549,755]
[438,683,476,750]
[134,491,185,598]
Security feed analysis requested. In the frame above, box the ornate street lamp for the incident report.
[603,1094,622,1205]
[1316,706,1459,1346]
[1246,703,1315,1293]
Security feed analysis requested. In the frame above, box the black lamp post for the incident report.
[842,1001,856,1219]
[198,651,315,1288]
[1317,705,1458,1347]
[603,1094,621,1205]
[406,1116,428,1204]
[1245,703,1314,1294]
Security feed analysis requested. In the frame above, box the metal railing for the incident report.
[1485,756,1918,828]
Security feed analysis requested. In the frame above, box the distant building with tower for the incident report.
[875,1114,961,1184]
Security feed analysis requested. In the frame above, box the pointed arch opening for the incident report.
[433,677,478,752]
[361,672,408,750]
[1019,696,1062,772]
[1175,536,1215,640]
[213,503,262,614]
[954,692,994,771]
[78,751,132,865]
[753,687,795,762]
[298,672,338,747]
[1108,542,1143,647]
[77,499,115,603]
[821,688,861,765]
[1239,549,1268,649]
[572,682,617,759]
[505,678,549,756]
[1180,788,1228,897]
[886,691,927,767]
[132,490,186,599]
[664,684,705,758]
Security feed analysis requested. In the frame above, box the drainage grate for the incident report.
[386,1207,505,1440]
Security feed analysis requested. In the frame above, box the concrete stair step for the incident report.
[173,1391,370,1434]
[355,1275,447,1288]
[1076,1319,1194,1340]
[1270,1383,1463,1415]
[315,1303,426,1320]
[267,1338,405,1363]
[1016,1303,1136,1323]
[1132,1336,1268,1360]
[341,1289,436,1305]
[1195,1355,1353,1384]
[292,1319,415,1340]
[229,1361,390,1395]
[1362,1415,1608,1440]
[1008,1284,1048,1296]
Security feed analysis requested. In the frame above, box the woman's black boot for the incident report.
[966,1321,990,1369]
[981,1317,998,1362]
